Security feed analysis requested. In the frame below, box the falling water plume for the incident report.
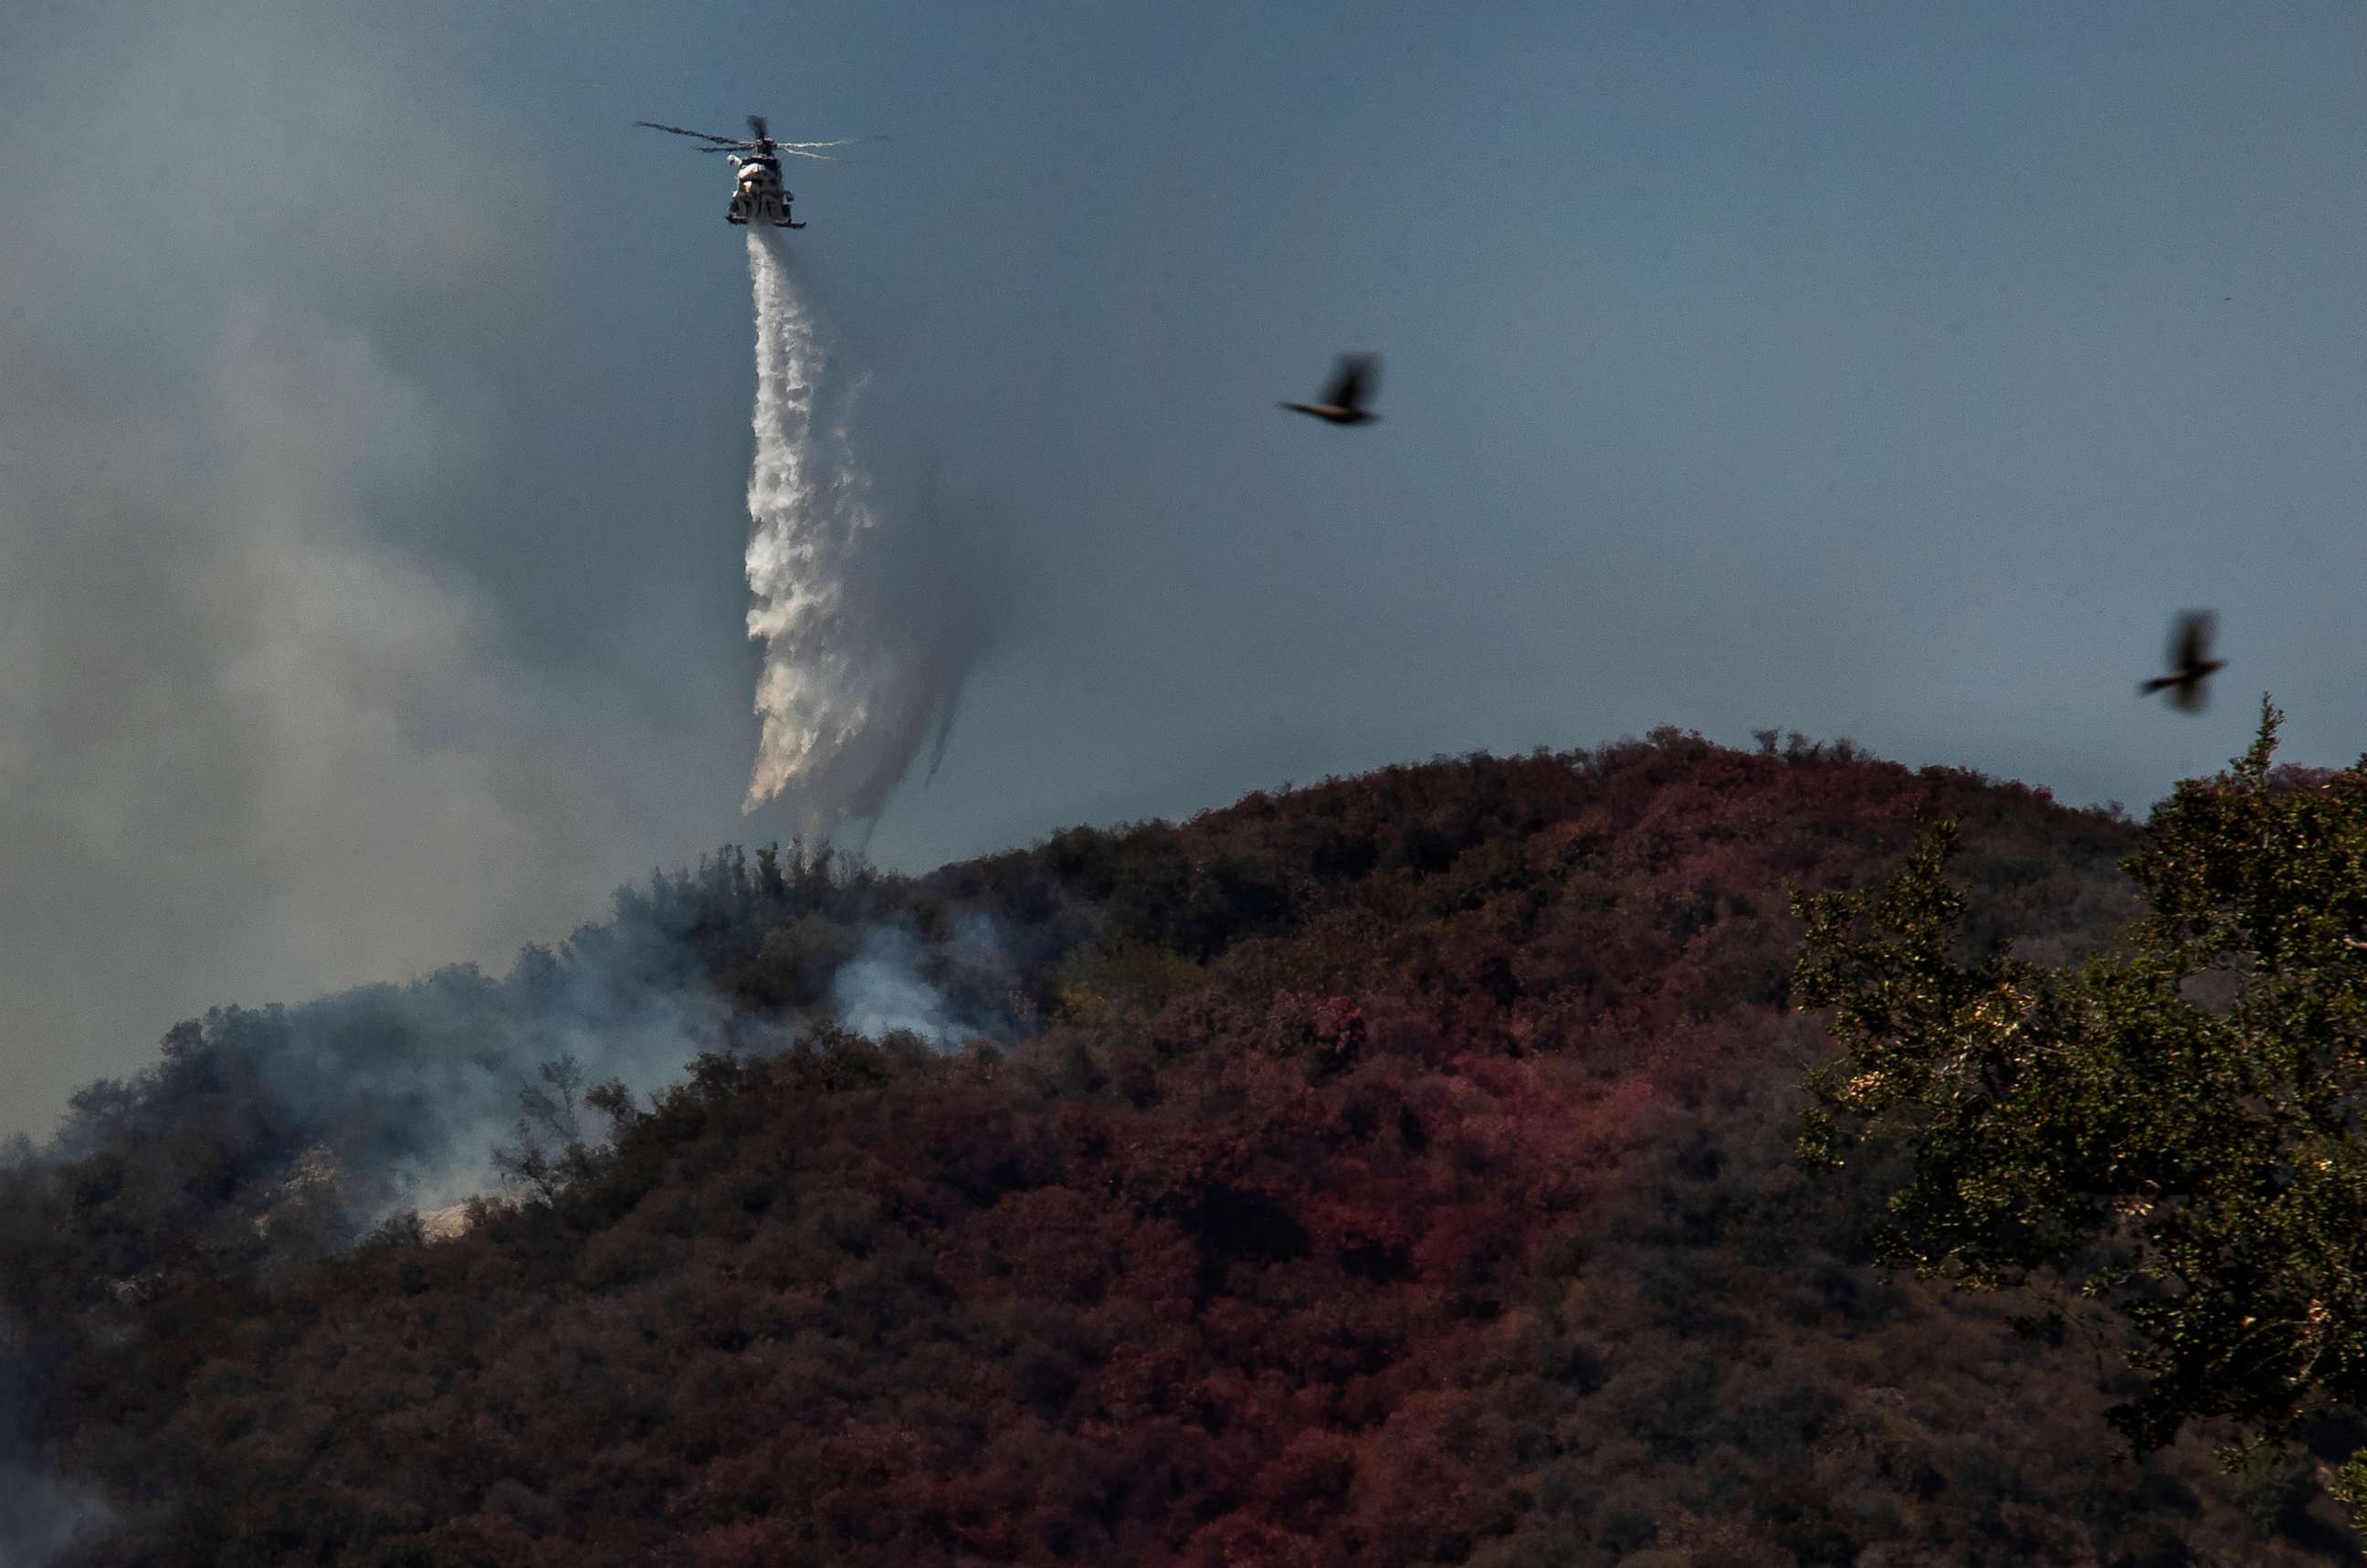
[740,232,981,831]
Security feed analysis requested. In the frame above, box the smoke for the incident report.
[1,1328,112,1568]
[26,889,747,1245]
[21,847,1040,1262]
[0,1459,110,1568]
[0,0,752,1142]
[253,942,732,1222]
[0,939,743,1565]
[742,232,986,832]
[829,912,1019,1050]
[831,929,965,1042]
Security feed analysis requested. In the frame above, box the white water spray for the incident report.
[741,232,979,830]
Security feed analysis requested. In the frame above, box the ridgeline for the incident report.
[6,730,2350,1565]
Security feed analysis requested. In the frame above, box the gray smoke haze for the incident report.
[26,918,735,1234]
[1,1327,112,1568]
[0,911,744,1565]
[0,1458,110,1568]
[829,913,1015,1048]
[247,945,735,1223]
[0,3,752,1138]
[27,874,1027,1240]
[0,879,1025,1560]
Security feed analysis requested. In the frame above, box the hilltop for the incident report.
[5,730,2351,1565]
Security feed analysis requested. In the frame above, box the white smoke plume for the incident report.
[742,232,984,832]
[828,914,1015,1049]
[1,1331,112,1568]
[0,1458,110,1568]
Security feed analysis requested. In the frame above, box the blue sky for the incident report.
[3,0,2363,1130]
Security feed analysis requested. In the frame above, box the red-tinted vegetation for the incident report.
[5,731,2346,1563]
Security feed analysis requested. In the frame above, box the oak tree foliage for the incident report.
[1797,698,2367,1540]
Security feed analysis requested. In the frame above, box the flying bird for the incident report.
[1282,353,1380,425]
[2139,610,2225,712]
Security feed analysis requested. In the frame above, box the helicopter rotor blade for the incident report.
[634,120,747,146]
[774,135,888,152]
[749,114,770,142]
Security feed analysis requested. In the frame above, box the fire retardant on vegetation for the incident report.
[3,730,2357,1564]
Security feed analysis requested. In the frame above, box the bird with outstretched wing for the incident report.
[1282,353,1381,425]
[2139,610,2226,713]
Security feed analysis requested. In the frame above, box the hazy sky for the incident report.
[4,0,2363,1136]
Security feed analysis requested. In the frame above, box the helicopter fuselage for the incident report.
[636,115,875,231]
[726,153,803,229]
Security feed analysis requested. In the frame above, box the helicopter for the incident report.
[634,114,882,229]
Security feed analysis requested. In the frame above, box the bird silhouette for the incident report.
[1281,353,1380,425]
[2139,610,2225,713]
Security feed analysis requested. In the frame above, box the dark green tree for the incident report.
[1794,698,2367,1540]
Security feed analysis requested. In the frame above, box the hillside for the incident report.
[5,730,2352,1566]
